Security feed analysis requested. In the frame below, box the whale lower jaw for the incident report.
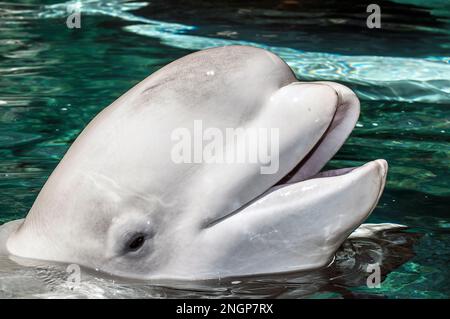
[152,159,388,280]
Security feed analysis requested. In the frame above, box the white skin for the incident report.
[0,46,389,280]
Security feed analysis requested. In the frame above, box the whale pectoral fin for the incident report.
[198,160,387,278]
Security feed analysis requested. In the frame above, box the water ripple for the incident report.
[30,0,450,103]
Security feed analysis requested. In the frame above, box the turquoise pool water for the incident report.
[0,0,449,298]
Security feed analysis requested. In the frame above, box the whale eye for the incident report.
[127,234,145,251]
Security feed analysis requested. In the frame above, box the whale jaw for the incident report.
[155,159,388,280]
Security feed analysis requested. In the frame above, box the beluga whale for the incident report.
[0,45,389,280]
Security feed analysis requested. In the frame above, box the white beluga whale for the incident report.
[0,45,390,280]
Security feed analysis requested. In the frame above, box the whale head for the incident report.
[5,46,387,280]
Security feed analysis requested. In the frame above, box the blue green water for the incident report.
[0,0,449,298]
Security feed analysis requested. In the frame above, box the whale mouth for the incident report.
[276,81,361,186]
[268,81,367,199]
[269,81,387,205]
[207,81,386,229]
[200,82,388,279]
